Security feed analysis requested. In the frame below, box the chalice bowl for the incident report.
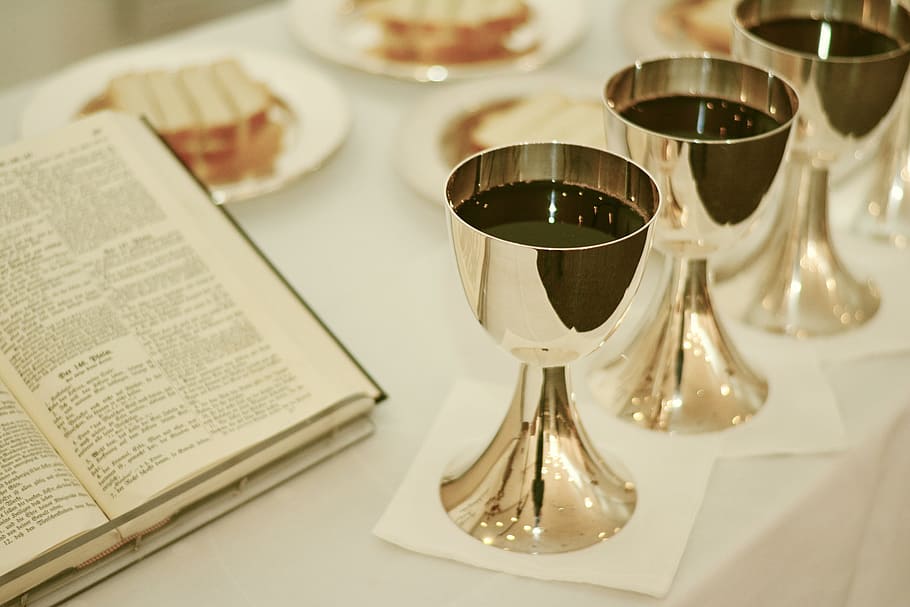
[441,142,660,553]
[591,55,798,433]
[732,0,910,335]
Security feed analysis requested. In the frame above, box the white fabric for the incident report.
[0,2,908,606]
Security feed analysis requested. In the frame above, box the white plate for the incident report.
[20,45,350,204]
[396,73,603,203]
[288,0,589,82]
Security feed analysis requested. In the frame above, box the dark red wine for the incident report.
[620,95,780,140]
[455,180,646,248]
[749,18,900,57]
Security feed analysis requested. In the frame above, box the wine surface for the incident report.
[749,18,900,57]
[620,95,780,140]
[455,180,646,248]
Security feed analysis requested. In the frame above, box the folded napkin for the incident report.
[374,379,717,597]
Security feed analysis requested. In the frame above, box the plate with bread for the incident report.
[289,0,588,82]
[621,0,733,56]
[396,73,604,203]
[21,45,350,204]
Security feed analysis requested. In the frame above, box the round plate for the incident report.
[20,45,350,204]
[289,0,589,82]
[396,73,603,203]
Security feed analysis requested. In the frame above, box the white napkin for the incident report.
[374,379,717,597]
[724,324,845,456]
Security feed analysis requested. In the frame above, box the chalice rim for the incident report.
[731,4,910,65]
[602,52,800,146]
[443,141,662,251]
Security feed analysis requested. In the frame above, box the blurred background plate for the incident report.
[288,0,589,82]
[20,44,350,204]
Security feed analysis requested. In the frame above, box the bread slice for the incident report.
[364,0,532,63]
[660,0,732,53]
[469,93,604,151]
[144,70,197,156]
[102,58,278,183]
[212,60,270,131]
[107,73,165,130]
[370,0,525,27]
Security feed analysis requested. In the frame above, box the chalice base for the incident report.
[591,257,768,434]
[744,243,882,336]
[440,364,636,554]
[742,160,880,336]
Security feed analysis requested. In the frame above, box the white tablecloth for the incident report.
[1,2,908,605]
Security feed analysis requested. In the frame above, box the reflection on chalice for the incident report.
[731,0,910,335]
[854,89,910,249]
[440,142,660,553]
[591,55,798,433]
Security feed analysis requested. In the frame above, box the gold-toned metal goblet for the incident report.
[732,0,910,335]
[592,55,798,434]
[441,142,660,553]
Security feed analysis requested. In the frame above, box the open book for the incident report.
[0,111,382,605]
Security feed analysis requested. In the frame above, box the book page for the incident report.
[0,113,374,520]
[124,116,381,406]
[0,382,110,577]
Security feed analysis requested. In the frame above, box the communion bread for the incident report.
[662,0,732,52]
[364,0,532,63]
[469,92,605,152]
[104,58,274,181]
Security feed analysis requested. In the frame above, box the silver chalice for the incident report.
[441,142,660,553]
[591,55,798,434]
[732,0,910,335]
[854,89,910,248]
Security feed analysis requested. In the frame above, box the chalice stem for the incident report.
[440,363,635,552]
[438,364,572,514]
[614,255,766,431]
[744,154,880,334]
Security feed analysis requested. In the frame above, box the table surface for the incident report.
[2,2,909,606]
